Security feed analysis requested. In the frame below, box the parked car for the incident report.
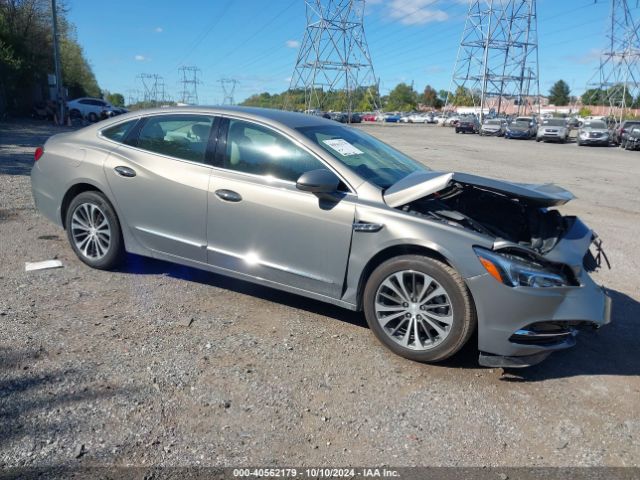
[613,120,640,146]
[383,113,401,123]
[623,126,640,151]
[31,106,611,367]
[67,97,119,122]
[536,118,569,143]
[480,119,506,136]
[361,113,377,122]
[505,117,537,139]
[444,116,460,127]
[455,116,480,134]
[577,120,611,146]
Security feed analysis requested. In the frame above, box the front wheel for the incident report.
[363,255,476,363]
[65,191,124,270]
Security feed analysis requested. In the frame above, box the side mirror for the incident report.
[296,169,341,197]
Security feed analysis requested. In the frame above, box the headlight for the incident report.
[474,247,569,288]
[579,132,589,138]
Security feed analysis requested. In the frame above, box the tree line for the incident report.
[0,0,100,114]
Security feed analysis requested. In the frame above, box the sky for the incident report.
[65,0,628,104]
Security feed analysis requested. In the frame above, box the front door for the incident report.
[206,118,356,298]
[104,113,216,262]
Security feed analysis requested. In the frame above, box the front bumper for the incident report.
[579,135,609,145]
[468,269,611,366]
[466,221,611,367]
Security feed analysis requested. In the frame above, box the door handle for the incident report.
[114,166,136,178]
[215,189,242,202]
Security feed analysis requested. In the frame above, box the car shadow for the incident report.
[119,253,368,330]
[118,255,638,379]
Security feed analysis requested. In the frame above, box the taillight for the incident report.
[34,147,44,161]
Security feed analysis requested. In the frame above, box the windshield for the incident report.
[485,119,502,125]
[542,119,566,126]
[296,125,428,189]
[585,121,606,129]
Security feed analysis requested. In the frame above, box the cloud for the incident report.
[154,27,163,33]
[134,54,149,62]
[387,0,449,25]
[565,48,602,65]
[285,40,300,49]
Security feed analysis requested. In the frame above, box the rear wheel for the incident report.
[363,255,476,363]
[87,112,98,122]
[65,191,124,270]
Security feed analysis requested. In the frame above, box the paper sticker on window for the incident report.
[322,138,364,156]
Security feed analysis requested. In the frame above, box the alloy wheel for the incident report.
[70,203,111,260]
[374,270,453,351]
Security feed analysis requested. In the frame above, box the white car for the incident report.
[67,97,117,122]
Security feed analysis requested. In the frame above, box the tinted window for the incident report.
[225,120,324,182]
[137,115,213,163]
[101,119,137,143]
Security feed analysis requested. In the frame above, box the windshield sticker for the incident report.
[322,138,364,156]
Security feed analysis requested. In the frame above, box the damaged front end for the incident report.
[385,171,612,367]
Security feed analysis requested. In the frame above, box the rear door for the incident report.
[103,113,217,262]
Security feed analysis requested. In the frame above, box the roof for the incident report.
[119,105,335,129]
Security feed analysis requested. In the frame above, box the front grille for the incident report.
[589,132,602,138]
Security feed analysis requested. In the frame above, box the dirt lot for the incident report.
[0,120,639,469]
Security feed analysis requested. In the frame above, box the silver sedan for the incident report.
[31,106,611,367]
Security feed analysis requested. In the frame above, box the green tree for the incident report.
[452,86,474,106]
[421,85,442,109]
[548,80,571,106]
[106,92,125,107]
[386,82,418,111]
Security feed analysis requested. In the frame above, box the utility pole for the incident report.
[51,0,65,124]
[287,0,379,114]
[446,0,540,120]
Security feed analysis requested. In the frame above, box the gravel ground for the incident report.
[0,119,639,469]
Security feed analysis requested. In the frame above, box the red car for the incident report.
[361,113,377,122]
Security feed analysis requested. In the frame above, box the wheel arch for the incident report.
[355,244,452,311]
[60,182,107,229]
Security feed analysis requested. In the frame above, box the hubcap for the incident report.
[374,270,453,351]
[71,203,111,260]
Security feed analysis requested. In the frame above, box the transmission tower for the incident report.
[446,0,540,120]
[179,66,201,105]
[219,78,239,105]
[137,73,164,105]
[587,0,640,120]
[287,0,379,113]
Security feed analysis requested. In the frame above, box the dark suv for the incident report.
[614,120,640,146]
[455,116,480,134]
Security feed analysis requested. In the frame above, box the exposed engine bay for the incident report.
[400,182,572,255]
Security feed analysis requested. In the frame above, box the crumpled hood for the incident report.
[384,171,574,208]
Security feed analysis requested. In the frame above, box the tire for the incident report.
[65,191,124,270]
[363,255,476,363]
[536,137,541,142]
[87,112,98,122]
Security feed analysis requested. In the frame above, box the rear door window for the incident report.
[136,115,214,163]
[101,119,138,143]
